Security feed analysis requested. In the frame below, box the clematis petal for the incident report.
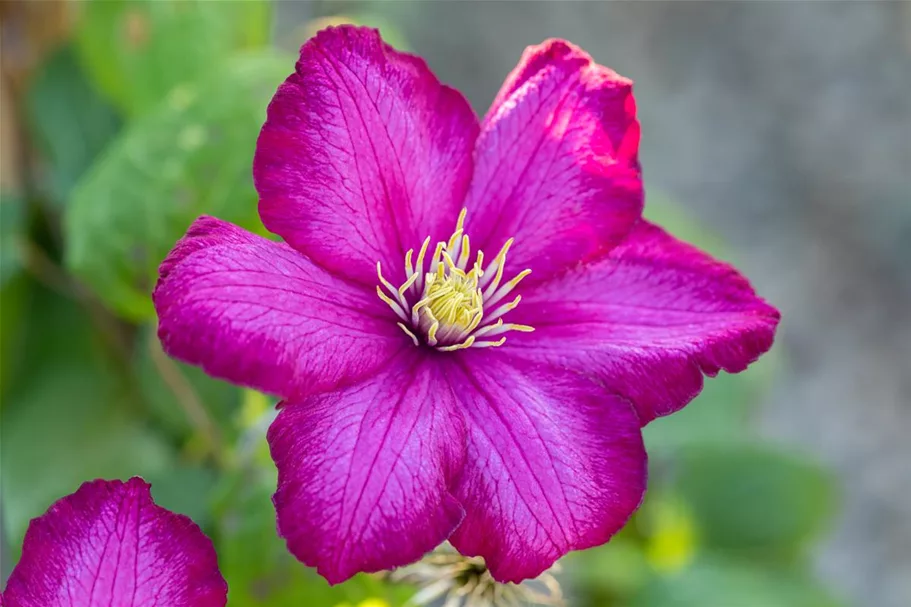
[508,220,781,424]
[153,216,405,400]
[465,39,643,283]
[447,351,647,583]
[1,478,226,607]
[254,25,479,285]
[268,349,466,584]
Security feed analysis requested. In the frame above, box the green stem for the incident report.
[147,337,228,467]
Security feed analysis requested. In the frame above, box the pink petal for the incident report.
[254,26,479,286]
[508,220,781,424]
[1,478,226,607]
[267,349,466,584]
[153,216,406,400]
[465,39,643,283]
[447,351,647,583]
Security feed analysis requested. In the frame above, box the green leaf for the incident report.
[673,443,837,556]
[134,325,240,442]
[0,196,26,396]
[64,52,293,321]
[633,557,844,607]
[0,287,174,553]
[0,193,24,287]
[146,463,218,530]
[565,534,650,600]
[0,273,28,401]
[216,469,331,605]
[75,0,273,115]
[25,46,121,207]
[0,193,27,397]
[643,355,776,454]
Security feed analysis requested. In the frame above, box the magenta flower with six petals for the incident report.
[1,478,227,607]
[153,26,779,583]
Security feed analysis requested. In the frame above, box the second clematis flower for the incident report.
[153,26,779,583]
[1,478,226,606]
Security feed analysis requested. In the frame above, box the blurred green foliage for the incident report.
[0,2,843,606]
[64,52,291,320]
[2,286,174,551]
[26,46,121,207]
[75,0,272,116]
[0,196,24,289]
[673,444,836,558]
[634,558,841,607]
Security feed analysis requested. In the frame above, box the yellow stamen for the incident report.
[472,337,507,348]
[468,250,484,280]
[428,241,446,275]
[456,234,471,269]
[486,268,532,307]
[413,236,431,292]
[375,208,533,350]
[472,318,504,338]
[397,272,419,299]
[397,322,420,346]
[376,262,397,297]
[475,319,534,339]
[438,336,475,352]
[376,286,408,321]
[481,238,514,299]
[426,318,440,346]
[484,295,522,324]
[410,299,428,327]
[405,248,414,277]
[447,208,468,251]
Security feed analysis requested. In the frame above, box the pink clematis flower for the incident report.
[1,478,227,606]
[153,26,779,583]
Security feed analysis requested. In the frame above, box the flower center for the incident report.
[376,209,533,351]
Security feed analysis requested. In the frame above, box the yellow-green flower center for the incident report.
[376,209,533,350]
[423,269,483,331]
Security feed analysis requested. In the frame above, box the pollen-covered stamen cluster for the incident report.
[377,209,533,350]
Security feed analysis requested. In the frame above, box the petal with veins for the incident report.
[254,26,479,286]
[507,220,780,424]
[466,39,643,284]
[447,351,646,583]
[1,478,226,607]
[268,349,466,584]
[154,216,406,400]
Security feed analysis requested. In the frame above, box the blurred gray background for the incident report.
[281,2,911,606]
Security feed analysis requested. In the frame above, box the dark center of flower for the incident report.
[376,209,533,350]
